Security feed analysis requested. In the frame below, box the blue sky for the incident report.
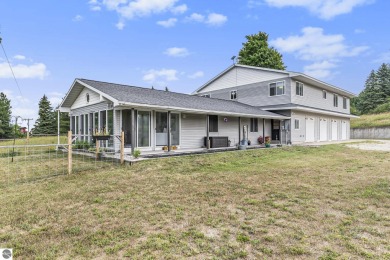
[0,0,389,126]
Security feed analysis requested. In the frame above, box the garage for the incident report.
[341,121,347,140]
[319,118,328,141]
[331,120,338,140]
[305,117,315,142]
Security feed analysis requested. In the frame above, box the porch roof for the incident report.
[62,79,289,119]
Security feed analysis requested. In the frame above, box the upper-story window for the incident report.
[296,82,303,96]
[86,93,90,103]
[230,90,237,100]
[201,94,210,98]
[270,81,285,96]
[343,97,347,109]
[323,90,327,99]
[333,94,338,107]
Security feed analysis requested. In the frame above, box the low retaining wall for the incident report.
[351,127,390,139]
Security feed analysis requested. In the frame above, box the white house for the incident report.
[193,64,357,144]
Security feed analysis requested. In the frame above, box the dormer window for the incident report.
[86,93,90,103]
[230,90,237,100]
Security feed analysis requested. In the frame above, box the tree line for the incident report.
[0,93,69,139]
[352,63,390,115]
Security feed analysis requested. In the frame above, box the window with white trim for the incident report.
[333,94,338,107]
[323,90,327,99]
[201,94,210,98]
[230,90,237,100]
[296,82,303,96]
[270,81,285,96]
[343,97,347,109]
[250,118,258,132]
[294,119,300,130]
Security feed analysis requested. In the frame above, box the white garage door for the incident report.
[306,117,315,142]
[341,121,347,140]
[320,118,328,141]
[331,120,338,140]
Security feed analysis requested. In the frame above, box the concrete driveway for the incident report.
[346,140,390,152]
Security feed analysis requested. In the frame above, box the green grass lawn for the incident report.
[1,145,389,259]
[351,112,390,129]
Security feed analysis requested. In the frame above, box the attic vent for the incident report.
[86,93,90,103]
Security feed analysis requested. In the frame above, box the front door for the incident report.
[271,119,280,141]
[155,112,180,146]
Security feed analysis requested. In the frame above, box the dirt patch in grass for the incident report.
[0,145,390,259]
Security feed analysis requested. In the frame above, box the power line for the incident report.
[0,37,23,96]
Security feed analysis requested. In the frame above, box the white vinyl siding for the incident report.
[210,116,240,146]
[181,114,207,149]
[71,88,101,109]
[197,66,288,93]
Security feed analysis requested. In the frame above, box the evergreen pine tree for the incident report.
[376,63,390,97]
[60,112,70,134]
[33,95,56,134]
[238,31,286,70]
[0,92,13,138]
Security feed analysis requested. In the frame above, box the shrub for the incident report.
[73,140,91,150]
[133,149,141,158]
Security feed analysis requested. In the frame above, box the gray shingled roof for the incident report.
[78,79,287,119]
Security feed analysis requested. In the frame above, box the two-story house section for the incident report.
[192,64,358,144]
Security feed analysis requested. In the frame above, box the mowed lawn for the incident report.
[1,145,390,259]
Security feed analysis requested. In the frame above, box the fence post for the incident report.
[120,131,125,164]
[68,131,72,175]
[96,139,100,160]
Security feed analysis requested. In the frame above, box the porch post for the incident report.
[263,118,265,141]
[131,108,135,155]
[238,117,241,142]
[167,111,171,152]
[206,115,210,149]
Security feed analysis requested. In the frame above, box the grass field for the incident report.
[351,112,390,129]
[1,144,389,259]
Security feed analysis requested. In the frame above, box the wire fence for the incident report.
[0,140,122,187]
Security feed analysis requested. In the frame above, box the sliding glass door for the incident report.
[137,111,150,147]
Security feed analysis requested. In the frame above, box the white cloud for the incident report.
[372,51,390,64]
[186,13,205,23]
[271,27,369,61]
[143,68,178,84]
[164,47,189,57]
[48,92,64,108]
[13,55,26,60]
[171,4,187,14]
[262,0,373,19]
[72,15,84,22]
[354,28,365,34]
[304,61,337,79]
[206,13,227,26]
[0,62,48,79]
[0,89,36,123]
[116,21,126,30]
[186,12,227,26]
[157,18,177,28]
[271,27,369,79]
[188,71,204,79]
